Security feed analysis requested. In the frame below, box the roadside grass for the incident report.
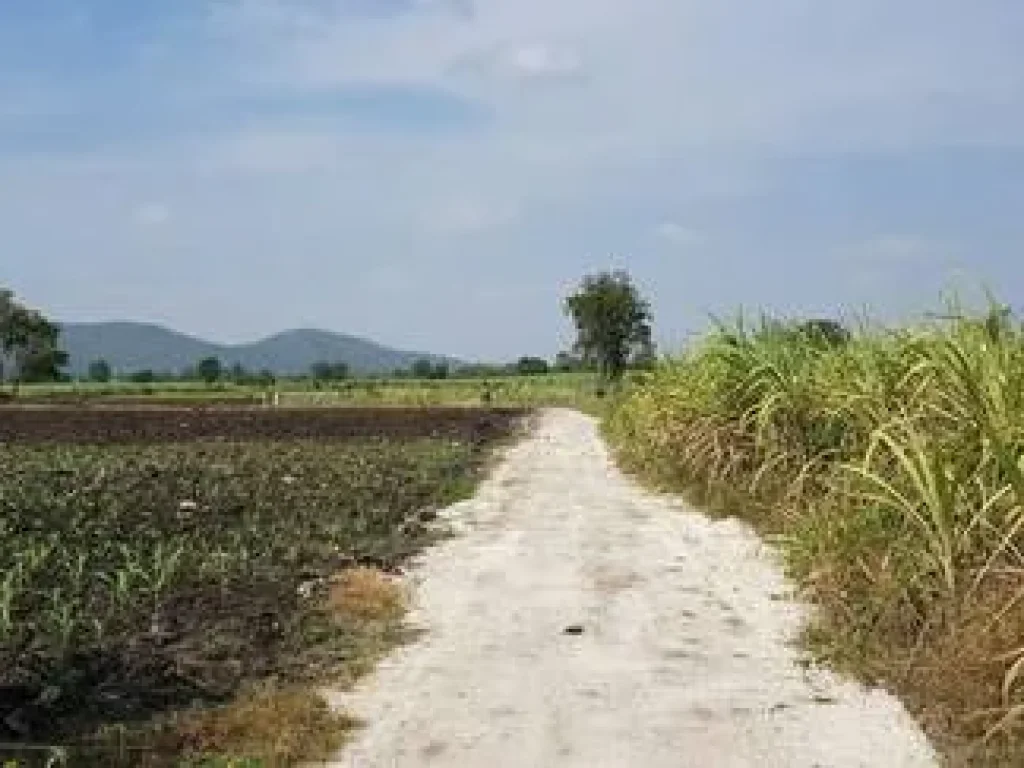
[604,303,1024,765]
[166,686,357,767]
[327,567,408,625]
[0,413,519,766]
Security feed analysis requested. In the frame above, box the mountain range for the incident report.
[59,322,456,377]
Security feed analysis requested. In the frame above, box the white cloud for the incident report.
[835,234,953,266]
[477,43,585,82]
[208,0,1024,152]
[421,196,516,235]
[655,222,704,248]
[204,130,348,175]
[181,0,1024,238]
[507,44,582,80]
[135,202,171,226]
[449,40,586,85]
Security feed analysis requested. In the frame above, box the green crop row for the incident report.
[0,435,498,765]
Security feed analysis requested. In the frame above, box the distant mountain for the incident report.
[59,322,456,377]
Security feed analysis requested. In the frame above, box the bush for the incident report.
[515,357,550,376]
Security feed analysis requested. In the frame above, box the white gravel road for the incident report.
[327,409,937,768]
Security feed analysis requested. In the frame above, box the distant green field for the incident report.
[277,373,603,409]
[10,372,619,411]
[12,380,259,399]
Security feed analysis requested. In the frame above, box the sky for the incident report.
[1,1,1023,361]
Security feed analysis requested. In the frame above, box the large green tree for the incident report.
[0,288,68,389]
[563,270,654,381]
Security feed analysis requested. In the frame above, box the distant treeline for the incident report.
[77,352,601,385]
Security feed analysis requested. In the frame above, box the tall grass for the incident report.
[605,304,1024,764]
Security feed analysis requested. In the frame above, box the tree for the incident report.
[129,369,156,384]
[19,345,69,383]
[196,356,223,385]
[228,362,248,382]
[516,356,550,376]
[0,290,14,376]
[798,318,851,348]
[310,361,350,382]
[310,361,331,381]
[753,317,851,349]
[411,358,434,379]
[563,270,654,381]
[0,289,68,389]
[456,362,511,378]
[553,351,588,372]
[88,359,112,383]
[409,358,450,380]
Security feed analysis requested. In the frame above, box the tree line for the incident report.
[3,276,855,392]
[80,353,590,386]
[0,276,656,390]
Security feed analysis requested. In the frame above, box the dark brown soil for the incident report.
[0,405,526,445]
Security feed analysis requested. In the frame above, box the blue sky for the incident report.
[2,0,1023,360]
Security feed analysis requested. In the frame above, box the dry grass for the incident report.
[327,567,408,624]
[173,685,357,765]
[160,568,409,765]
[98,567,417,766]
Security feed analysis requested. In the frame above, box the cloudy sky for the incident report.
[2,1,1022,360]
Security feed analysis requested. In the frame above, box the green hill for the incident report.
[59,322,455,377]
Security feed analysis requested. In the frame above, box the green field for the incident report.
[8,373,624,419]
[0,407,522,767]
[11,372,606,410]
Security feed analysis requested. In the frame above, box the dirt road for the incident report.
[328,409,936,767]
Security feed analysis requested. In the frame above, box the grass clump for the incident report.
[327,567,408,624]
[604,302,1024,764]
[171,686,357,766]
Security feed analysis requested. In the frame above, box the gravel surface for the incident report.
[328,409,937,768]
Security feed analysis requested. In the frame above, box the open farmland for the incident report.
[12,371,606,412]
[0,405,523,444]
[0,406,523,766]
